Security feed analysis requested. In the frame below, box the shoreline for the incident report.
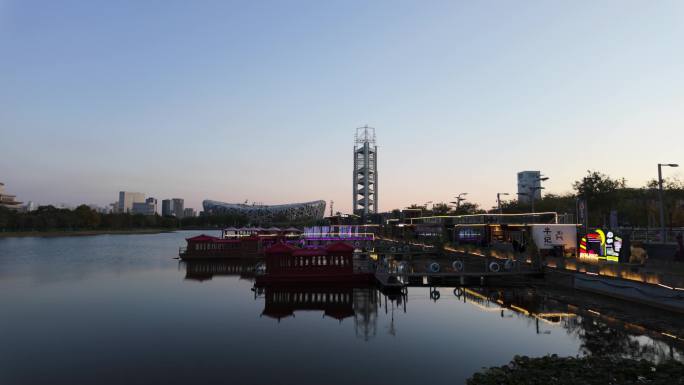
[0,229,176,238]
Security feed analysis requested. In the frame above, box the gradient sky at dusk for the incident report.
[1,0,683,212]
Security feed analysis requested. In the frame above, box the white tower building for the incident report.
[353,126,378,217]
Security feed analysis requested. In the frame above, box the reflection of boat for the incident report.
[255,242,374,284]
[261,286,357,321]
[183,260,259,281]
[256,284,406,341]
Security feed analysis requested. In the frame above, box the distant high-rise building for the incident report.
[161,199,173,217]
[183,208,196,218]
[24,201,37,212]
[118,191,145,213]
[161,198,185,217]
[517,171,542,204]
[353,125,378,217]
[172,198,185,218]
[132,197,157,216]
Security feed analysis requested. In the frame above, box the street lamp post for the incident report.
[529,187,545,215]
[658,163,679,243]
[528,176,549,218]
[452,193,467,212]
[496,193,510,215]
[423,201,433,216]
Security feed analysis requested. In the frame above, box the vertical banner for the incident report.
[577,199,588,232]
[609,210,618,230]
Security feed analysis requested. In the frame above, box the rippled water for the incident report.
[0,231,681,385]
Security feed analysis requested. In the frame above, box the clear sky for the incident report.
[1,0,683,213]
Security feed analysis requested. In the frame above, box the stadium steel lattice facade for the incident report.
[203,200,326,222]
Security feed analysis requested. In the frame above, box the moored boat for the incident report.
[179,227,303,260]
[255,241,374,284]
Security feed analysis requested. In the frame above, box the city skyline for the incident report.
[1,1,682,213]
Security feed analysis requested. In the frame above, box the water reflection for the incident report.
[178,260,684,363]
[453,286,684,363]
[182,260,257,281]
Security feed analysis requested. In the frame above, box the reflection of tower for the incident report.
[353,287,378,341]
[353,126,378,217]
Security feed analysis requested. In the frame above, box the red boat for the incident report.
[179,227,302,260]
[255,241,374,284]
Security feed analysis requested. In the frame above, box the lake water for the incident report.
[1,231,682,385]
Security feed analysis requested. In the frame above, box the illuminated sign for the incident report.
[579,228,621,262]
[530,225,577,250]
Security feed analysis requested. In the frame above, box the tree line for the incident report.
[0,204,325,232]
[405,170,684,228]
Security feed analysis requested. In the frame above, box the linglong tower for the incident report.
[353,125,378,216]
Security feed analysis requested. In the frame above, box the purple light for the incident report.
[303,237,373,241]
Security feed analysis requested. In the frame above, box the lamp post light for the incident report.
[496,193,510,215]
[528,176,549,218]
[658,163,679,243]
[451,193,468,212]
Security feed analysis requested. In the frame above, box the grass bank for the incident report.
[468,355,684,384]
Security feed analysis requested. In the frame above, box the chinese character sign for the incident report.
[531,225,577,250]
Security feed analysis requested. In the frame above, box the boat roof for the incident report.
[325,241,355,253]
[265,242,298,254]
[186,234,220,242]
[292,248,327,257]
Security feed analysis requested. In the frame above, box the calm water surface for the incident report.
[0,231,681,385]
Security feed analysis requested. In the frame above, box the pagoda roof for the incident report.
[324,307,355,320]
[186,234,220,242]
[292,248,327,257]
[265,242,298,254]
[325,241,355,253]
[261,308,295,320]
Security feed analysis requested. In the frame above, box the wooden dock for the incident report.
[375,269,540,289]
[374,269,405,291]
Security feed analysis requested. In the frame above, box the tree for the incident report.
[431,202,450,215]
[454,202,485,215]
[74,205,100,229]
[645,177,684,228]
[573,170,626,226]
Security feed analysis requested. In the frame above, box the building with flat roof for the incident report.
[183,208,196,218]
[0,182,22,210]
[517,171,542,204]
[118,191,145,213]
[132,197,157,216]
[161,198,185,217]
[161,199,173,217]
[172,198,184,218]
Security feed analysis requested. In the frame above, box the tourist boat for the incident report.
[179,225,379,260]
[254,241,374,284]
[178,227,303,260]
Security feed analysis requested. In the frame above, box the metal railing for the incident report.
[621,227,684,244]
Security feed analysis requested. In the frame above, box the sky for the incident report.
[1,0,683,213]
